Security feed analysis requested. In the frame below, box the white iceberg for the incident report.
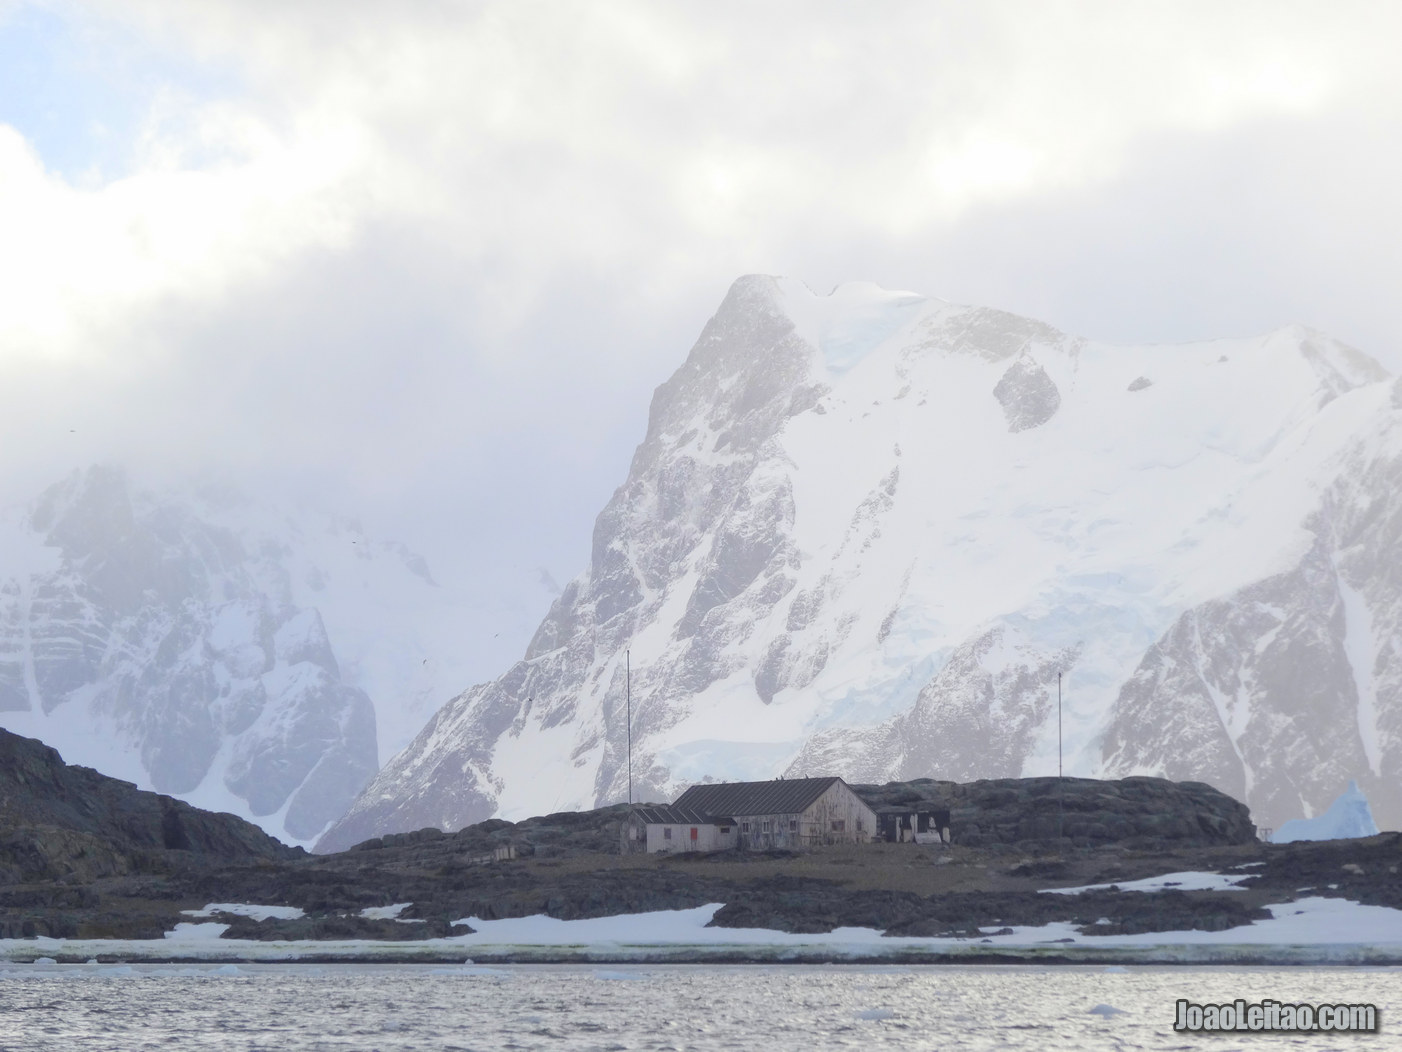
[1273,781,1380,843]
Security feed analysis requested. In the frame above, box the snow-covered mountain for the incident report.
[0,466,491,847]
[318,274,1401,851]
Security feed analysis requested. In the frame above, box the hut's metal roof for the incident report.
[630,804,731,826]
[673,777,856,818]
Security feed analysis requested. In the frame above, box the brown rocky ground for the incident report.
[3,728,1400,947]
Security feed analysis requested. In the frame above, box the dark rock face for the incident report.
[216,913,474,941]
[707,877,1269,937]
[1237,831,1402,909]
[0,728,299,884]
[789,628,1074,783]
[851,775,1257,848]
[0,466,380,842]
[319,275,825,850]
[1102,463,1402,832]
[992,356,1060,431]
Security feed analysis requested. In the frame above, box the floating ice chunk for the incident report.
[1088,1004,1127,1016]
[856,1008,897,1020]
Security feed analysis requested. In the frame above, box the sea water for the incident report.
[1,963,1399,1050]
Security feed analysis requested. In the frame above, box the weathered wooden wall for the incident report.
[733,783,878,849]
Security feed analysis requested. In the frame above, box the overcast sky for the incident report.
[2,0,1400,683]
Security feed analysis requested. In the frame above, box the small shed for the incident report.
[876,805,951,845]
[621,804,738,855]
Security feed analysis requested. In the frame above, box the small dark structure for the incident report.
[876,806,951,845]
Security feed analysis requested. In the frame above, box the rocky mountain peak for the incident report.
[319,277,1402,852]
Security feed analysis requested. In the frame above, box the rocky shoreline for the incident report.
[3,729,1401,963]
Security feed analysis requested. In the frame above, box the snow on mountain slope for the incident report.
[0,466,484,847]
[1101,378,1402,829]
[317,274,1399,851]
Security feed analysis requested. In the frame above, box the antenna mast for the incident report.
[626,649,633,806]
[1058,671,1064,840]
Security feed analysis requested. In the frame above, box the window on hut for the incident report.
[763,820,772,832]
[789,819,797,831]
[830,819,845,832]
[719,826,731,833]
[663,827,673,840]
[741,822,750,833]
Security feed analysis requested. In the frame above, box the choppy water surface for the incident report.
[1,963,1400,1051]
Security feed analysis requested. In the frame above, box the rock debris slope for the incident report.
[320,275,1401,850]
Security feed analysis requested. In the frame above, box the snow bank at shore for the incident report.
[5,891,1402,966]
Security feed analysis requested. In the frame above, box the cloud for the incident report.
[8,1,1396,356]
[1,1,1400,683]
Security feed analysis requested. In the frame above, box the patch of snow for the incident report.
[163,923,230,940]
[1041,871,1252,895]
[8,896,1402,964]
[0,511,62,577]
[359,903,413,920]
[654,739,799,785]
[774,279,929,377]
[182,904,305,921]
[1336,572,1382,777]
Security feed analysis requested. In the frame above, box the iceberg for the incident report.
[1273,781,1380,843]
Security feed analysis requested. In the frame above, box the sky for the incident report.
[1,0,1400,687]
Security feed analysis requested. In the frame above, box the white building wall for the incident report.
[645,821,737,854]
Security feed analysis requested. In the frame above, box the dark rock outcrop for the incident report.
[8,735,1367,953]
[852,775,1257,848]
[0,728,300,884]
[707,876,1269,937]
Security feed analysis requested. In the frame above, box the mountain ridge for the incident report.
[316,274,1401,852]
[0,465,488,847]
